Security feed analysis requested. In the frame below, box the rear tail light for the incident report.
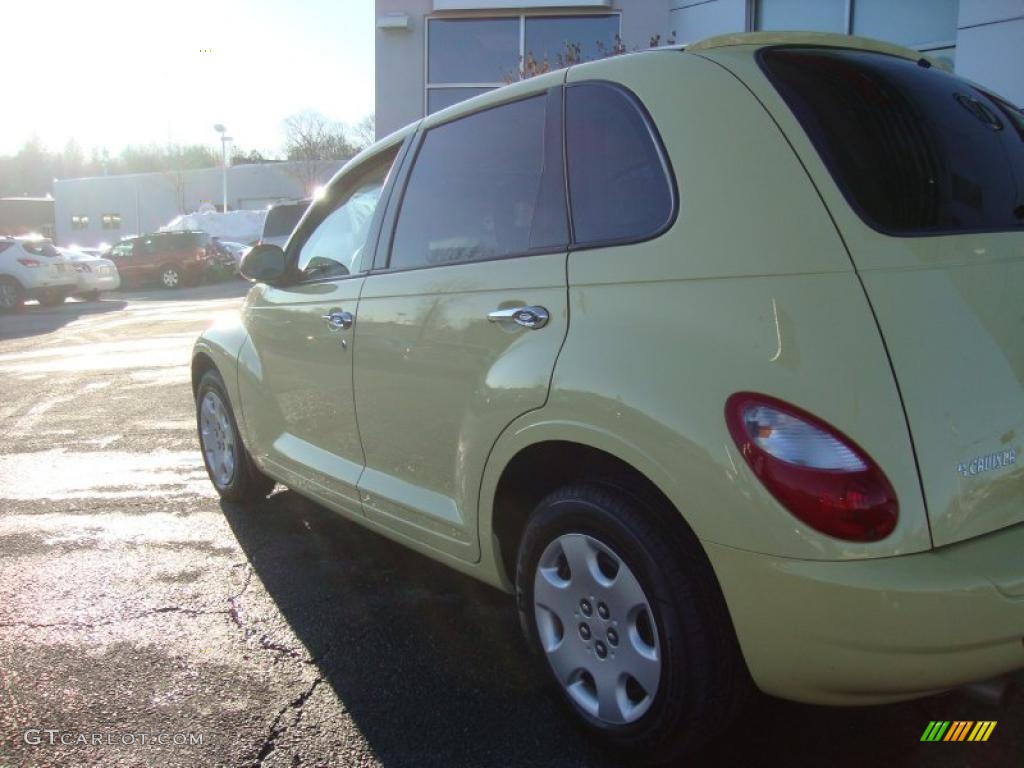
[17,258,40,268]
[725,392,898,542]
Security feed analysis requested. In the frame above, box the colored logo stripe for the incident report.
[920,721,997,742]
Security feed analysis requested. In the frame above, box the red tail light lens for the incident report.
[725,392,898,542]
[17,258,41,268]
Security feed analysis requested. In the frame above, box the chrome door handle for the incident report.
[322,309,354,330]
[487,305,550,330]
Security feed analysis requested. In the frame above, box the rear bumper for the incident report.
[706,523,1024,705]
[75,272,120,293]
[25,275,77,295]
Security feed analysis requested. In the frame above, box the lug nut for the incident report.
[595,641,607,659]
[579,599,592,616]
[579,623,591,640]
[597,602,610,619]
[606,628,618,646]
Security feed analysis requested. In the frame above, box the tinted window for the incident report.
[565,83,674,245]
[296,149,397,279]
[390,93,567,269]
[22,241,59,258]
[760,47,1024,234]
[264,203,308,238]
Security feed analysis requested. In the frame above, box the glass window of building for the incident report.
[425,14,621,115]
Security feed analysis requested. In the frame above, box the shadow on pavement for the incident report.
[113,278,250,303]
[222,490,1021,768]
[0,298,128,340]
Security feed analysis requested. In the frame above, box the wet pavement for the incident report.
[0,282,1020,768]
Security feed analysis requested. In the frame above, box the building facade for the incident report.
[53,160,344,248]
[375,0,1024,138]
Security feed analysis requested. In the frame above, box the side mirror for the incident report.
[239,244,288,284]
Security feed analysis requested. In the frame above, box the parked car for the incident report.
[0,236,77,310]
[209,238,248,276]
[57,247,121,300]
[259,199,310,248]
[192,33,1024,761]
[107,231,213,289]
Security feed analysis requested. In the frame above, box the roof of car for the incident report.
[687,31,952,70]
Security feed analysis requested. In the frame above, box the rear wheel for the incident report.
[196,369,275,502]
[160,265,182,289]
[81,290,100,302]
[516,483,750,763]
[0,277,25,312]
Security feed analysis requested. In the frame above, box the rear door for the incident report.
[752,46,1024,547]
[353,85,569,562]
[108,240,139,284]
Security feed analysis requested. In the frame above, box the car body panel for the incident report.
[354,253,569,562]
[0,239,77,296]
[238,279,366,514]
[706,522,1024,704]
[704,45,1024,548]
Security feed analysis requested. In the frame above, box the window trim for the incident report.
[380,88,570,275]
[423,11,622,117]
[563,79,679,253]
[375,79,678,277]
[756,44,1024,238]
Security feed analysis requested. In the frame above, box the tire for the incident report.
[37,289,69,307]
[81,290,100,302]
[0,276,25,312]
[516,483,750,763]
[159,265,182,289]
[195,369,275,502]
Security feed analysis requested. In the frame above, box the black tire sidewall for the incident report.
[0,277,25,312]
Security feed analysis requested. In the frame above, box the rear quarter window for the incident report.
[760,47,1024,235]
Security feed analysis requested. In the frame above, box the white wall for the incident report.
[669,0,748,45]
[956,0,1024,104]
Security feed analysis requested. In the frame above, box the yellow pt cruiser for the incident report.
[193,32,1024,761]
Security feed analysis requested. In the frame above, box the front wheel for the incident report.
[516,483,750,763]
[196,369,275,502]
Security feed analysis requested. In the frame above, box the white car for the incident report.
[0,237,78,310]
[58,248,121,300]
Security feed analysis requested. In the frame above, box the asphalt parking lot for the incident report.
[0,281,1020,768]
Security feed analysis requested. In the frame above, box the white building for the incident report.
[375,0,1024,138]
[53,160,344,248]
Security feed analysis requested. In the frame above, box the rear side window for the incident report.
[22,241,59,258]
[760,47,1024,234]
[390,92,567,270]
[565,82,675,246]
[264,203,308,238]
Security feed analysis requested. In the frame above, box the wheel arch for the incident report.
[482,423,698,590]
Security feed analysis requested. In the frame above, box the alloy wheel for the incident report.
[162,269,180,288]
[534,533,661,725]
[199,390,236,488]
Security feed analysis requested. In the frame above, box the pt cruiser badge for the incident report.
[957,448,1017,478]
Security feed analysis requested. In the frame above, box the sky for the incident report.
[0,0,374,157]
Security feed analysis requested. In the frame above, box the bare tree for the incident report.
[282,110,356,195]
[348,114,376,150]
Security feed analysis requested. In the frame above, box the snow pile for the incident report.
[162,210,266,244]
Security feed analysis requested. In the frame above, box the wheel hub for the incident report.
[533,533,661,725]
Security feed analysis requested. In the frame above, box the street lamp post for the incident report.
[213,124,232,212]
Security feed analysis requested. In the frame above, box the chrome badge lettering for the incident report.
[957,448,1017,478]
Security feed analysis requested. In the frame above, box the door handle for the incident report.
[322,309,354,330]
[487,305,550,330]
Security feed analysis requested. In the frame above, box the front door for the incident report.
[353,85,569,561]
[237,143,402,513]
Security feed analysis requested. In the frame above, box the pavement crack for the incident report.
[248,676,323,768]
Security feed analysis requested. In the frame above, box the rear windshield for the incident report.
[760,47,1024,235]
[22,240,60,257]
[264,202,308,238]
